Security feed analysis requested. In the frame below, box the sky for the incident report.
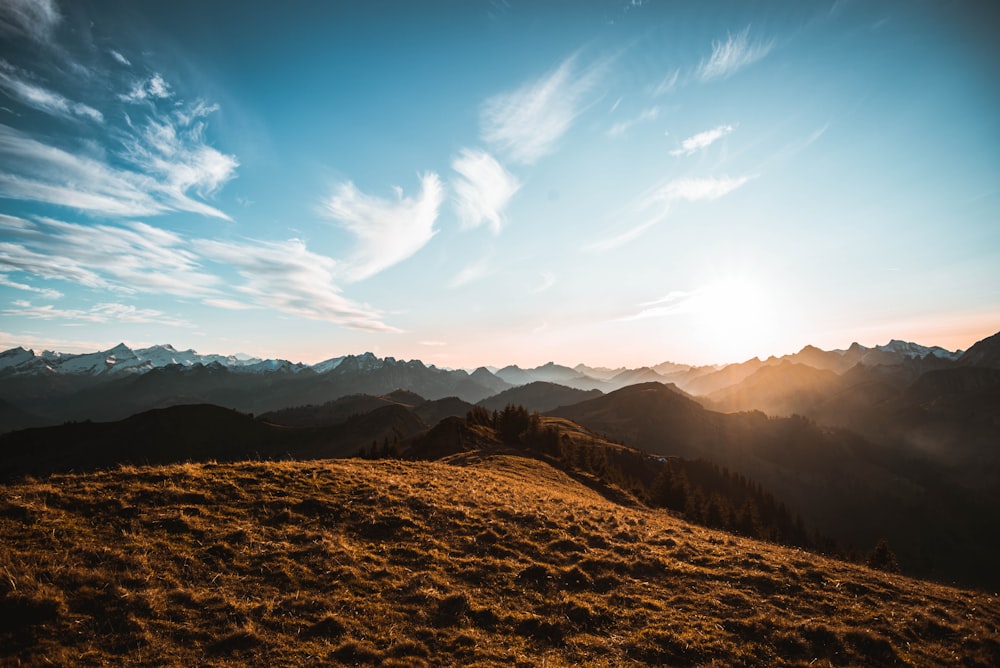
[0,0,997,369]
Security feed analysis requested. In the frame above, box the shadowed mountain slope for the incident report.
[477,381,602,413]
[958,330,1000,369]
[0,398,49,434]
[549,383,1000,588]
[0,355,510,426]
[706,361,844,416]
[0,403,428,480]
[259,392,473,432]
[1,457,997,666]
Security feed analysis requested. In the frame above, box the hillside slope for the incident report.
[2,457,997,667]
[550,383,1000,588]
[0,403,428,479]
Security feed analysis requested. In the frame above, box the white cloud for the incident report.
[0,240,107,289]
[697,27,773,81]
[648,175,752,203]
[481,53,605,164]
[196,238,399,333]
[647,69,680,97]
[0,0,60,43]
[448,258,492,289]
[619,289,702,321]
[584,217,661,252]
[0,116,235,219]
[110,50,131,66]
[0,272,62,298]
[588,175,753,252]
[121,73,172,103]
[0,214,401,333]
[203,298,254,311]
[608,106,660,138]
[5,300,191,327]
[670,124,735,156]
[123,111,238,200]
[451,148,520,234]
[323,173,443,282]
[0,62,103,123]
[0,216,219,296]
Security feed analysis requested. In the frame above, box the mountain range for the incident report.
[0,335,984,430]
[2,329,999,589]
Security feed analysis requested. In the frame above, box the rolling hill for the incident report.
[476,381,602,413]
[2,456,997,666]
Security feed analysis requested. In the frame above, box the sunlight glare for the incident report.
[691,276,780,363]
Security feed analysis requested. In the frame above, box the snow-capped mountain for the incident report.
[0,343,265,377]
[0,347,37,371]
[874,340,962,361]
[134,344,262,369]
[312,355,347,374]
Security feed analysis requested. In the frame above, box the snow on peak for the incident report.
[313,356,347,374]
[0,346,38,371]
[875,340,960,361]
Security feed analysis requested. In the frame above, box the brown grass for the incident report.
[1,454,998,666]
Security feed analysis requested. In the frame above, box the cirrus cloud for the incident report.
[697,26,773,81]
[451,148,521,234]
[322,173,443,282]
[196,237,399,333]
[481,53,606,164]
[670,124,735,156]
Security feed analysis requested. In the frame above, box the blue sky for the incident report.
[0,0,997,367]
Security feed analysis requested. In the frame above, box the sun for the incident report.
[690,276,782,363]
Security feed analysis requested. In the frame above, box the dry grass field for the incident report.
[2,454,998,666]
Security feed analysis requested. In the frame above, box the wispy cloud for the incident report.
[0,0,60,44]
[0,216,219,296]
[481,53,606,164]
[122,106,238,202]
[109,49,131,66]
[644,175,753,205]
[670,124,735,156]
[0,61,103,122]
[608,106,660,138]
[451,148,520,234]
[619,289,703,321]
[0,106,236,220]
[448,258,492,289]
[5,300,191,327]
[196,238,399,333]
[697,27,773,81]
[322,173,443,282]
[585,217,661,252]
[647,69,680,97]
[120,73,172,103]
[588,175,753,252]
[0,214,401,333]
[202,297,254,311]
[0,272,62,298]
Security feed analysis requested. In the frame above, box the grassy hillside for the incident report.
[2,456,998,666]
